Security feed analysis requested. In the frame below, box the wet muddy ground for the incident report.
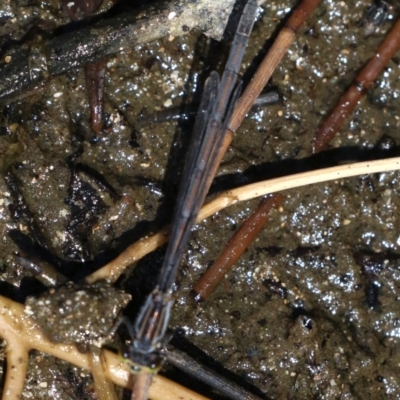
[1,0,400,399]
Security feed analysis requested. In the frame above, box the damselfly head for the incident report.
[121,344,164,374]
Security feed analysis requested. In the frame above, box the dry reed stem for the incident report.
[229,0,321,134]
[87,156,400,284]
[0,295,209,400]
[210,0,321,177]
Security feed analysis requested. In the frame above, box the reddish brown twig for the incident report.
[313,16,400,153]
[192,194,284,300]
[131,371,153,400]
[85,60,107,135]
[229,0,321,134]
[211,0,321,177]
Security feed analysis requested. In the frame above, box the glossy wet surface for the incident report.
[25,281,131,345]
[1,0,400,399]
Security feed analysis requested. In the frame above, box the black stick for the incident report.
[0,0,237,104]
[163,344,264,400]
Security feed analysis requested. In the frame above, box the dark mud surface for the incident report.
[1,0,400,399]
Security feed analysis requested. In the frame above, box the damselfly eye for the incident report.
[120,354,160,375]
[127,361,142,374]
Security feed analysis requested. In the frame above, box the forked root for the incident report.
[0,295,209,400]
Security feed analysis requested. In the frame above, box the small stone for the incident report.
[168,12,177,20]
[163,98,173,107]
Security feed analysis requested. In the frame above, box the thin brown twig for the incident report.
[85,60,107,136]
[212,0,321,177]
[229,0,321,134]
[313,16,400,153]
[192,194,284,300]
[131,371,153,400]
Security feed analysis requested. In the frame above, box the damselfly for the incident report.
[122,0,259,397]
